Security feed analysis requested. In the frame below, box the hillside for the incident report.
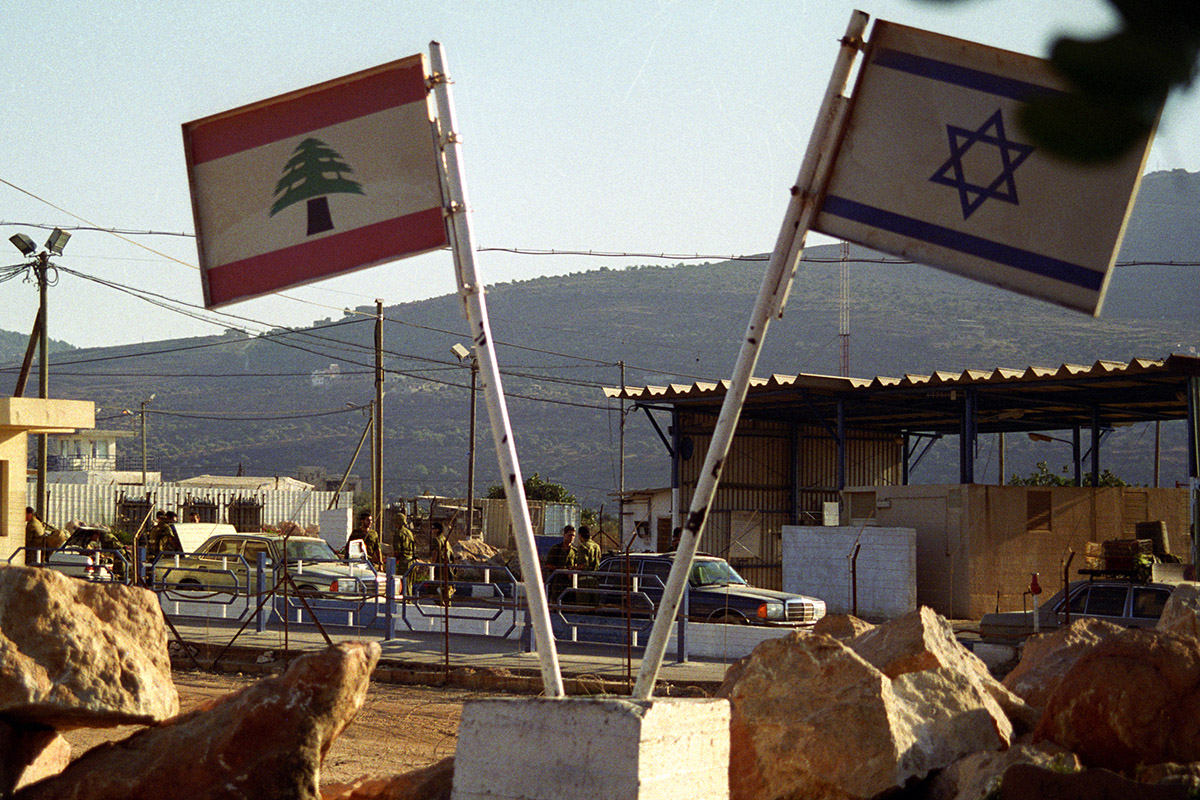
[9,169,1200,507]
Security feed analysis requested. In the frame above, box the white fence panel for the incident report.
[31,482,353,531]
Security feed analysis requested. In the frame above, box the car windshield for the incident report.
[285,539,338,561]
[688,559,748,587]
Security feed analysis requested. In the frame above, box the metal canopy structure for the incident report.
[609,356,1200,434]
[607,355,1200,488]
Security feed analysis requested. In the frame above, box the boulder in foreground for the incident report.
[14,641,381,800]
[0,565,178,729]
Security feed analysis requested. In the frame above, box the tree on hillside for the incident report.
[1009,460,1131,487]
[487,472,577,504]
[270,137,364,235]
[931,0,1199,162]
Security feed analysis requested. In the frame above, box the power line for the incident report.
[148,404,368,422]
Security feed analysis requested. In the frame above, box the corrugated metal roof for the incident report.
[607,355,1198,400]
[606,354,1200,434]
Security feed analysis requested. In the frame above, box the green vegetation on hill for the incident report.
[7,170,1199,506]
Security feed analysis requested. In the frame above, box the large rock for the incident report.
[1158,583,1200,640]
[320,758,454,800]
[718,631,1012,800]
[998,763,1189,800]
[1139,763,1200,793]
[1035,628,1200,771]
[926,742,1080,800]
[454,539,500,564]
[14,641,381,800]
[849,606,1038,733]
[0,565,177,729]
[0,722,70,796]
[812,613,874,641]
[1003,617,1124,712]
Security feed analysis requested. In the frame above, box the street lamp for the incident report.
[9,228,70,518]
[141,394,156,485]
[452,343,478,539]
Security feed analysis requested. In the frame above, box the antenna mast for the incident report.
[839,240,850,377]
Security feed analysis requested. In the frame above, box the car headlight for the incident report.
[758,601,785,620]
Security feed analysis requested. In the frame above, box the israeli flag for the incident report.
[813,20,1157,316]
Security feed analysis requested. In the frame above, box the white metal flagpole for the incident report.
[428,41,565,698]
[632,10,870,700]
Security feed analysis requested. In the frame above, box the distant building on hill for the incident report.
[43,429,159,485]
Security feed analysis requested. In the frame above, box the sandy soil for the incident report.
[62,669,477,786]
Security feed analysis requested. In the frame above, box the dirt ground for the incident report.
[62,669,478,786]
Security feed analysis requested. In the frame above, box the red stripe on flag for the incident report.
[187,57,429,165]
[202,207,447,308]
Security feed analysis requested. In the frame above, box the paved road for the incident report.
[167,615,734,691]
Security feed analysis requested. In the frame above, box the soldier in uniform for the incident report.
[574,525,602,605]
[158,511,183,552]
[147,511,183,558]
[391,509,416,588]
[347,511,383,569]
[575,525,602,572]
[544,525,576,603]
[24,507,46,565]
[84,527,128,580]
[430,522,453,566]
[430,522,454,603]
[144,511,168,560]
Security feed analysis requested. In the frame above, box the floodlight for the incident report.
[9,233,36,256]
[44,228,70,256]
[450,343,471,362]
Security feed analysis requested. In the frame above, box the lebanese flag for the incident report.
[184,55,448,308]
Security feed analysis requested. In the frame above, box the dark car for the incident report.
[556,552,826,626]
[979,578,1177,642]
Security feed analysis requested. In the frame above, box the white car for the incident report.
[43,527,123,582]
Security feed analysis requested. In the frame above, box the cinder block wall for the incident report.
[862,484,1190,619]
[0,431,25,565]
[781,525,916,618]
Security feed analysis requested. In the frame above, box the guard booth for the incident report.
[0,398,95,565]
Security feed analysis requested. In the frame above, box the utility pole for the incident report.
[467,355,478,537]
[141,394,155,485]
[35,253,48,518]
[374,300,384,532]
[9,229,69,518]
[619,360,625,548]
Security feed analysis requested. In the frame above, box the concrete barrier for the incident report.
[452,697,730,800]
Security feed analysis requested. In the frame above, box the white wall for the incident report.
[782,525,916,619]
[32,481,352,531]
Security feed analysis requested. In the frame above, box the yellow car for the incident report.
[153,531,385,599]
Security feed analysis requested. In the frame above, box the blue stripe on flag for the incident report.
[820,195,1103,292]
[872,48,1067,103]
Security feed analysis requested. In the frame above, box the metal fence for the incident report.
[31,482,353,532]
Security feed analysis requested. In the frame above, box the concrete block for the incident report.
[452,697,730,800]
[319,507,353,549]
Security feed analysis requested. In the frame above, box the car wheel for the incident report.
[709,611,749,625]
[296,584,321,598]
[177,578,203,592]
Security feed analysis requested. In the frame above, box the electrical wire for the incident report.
[148,404,368,422]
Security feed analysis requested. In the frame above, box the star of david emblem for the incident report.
[929,108,1035,220]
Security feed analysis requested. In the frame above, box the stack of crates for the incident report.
[1098,538,1153,572]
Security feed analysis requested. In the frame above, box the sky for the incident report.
[2,0,1197,352]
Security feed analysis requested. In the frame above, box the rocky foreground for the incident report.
[4,564,1200,799]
